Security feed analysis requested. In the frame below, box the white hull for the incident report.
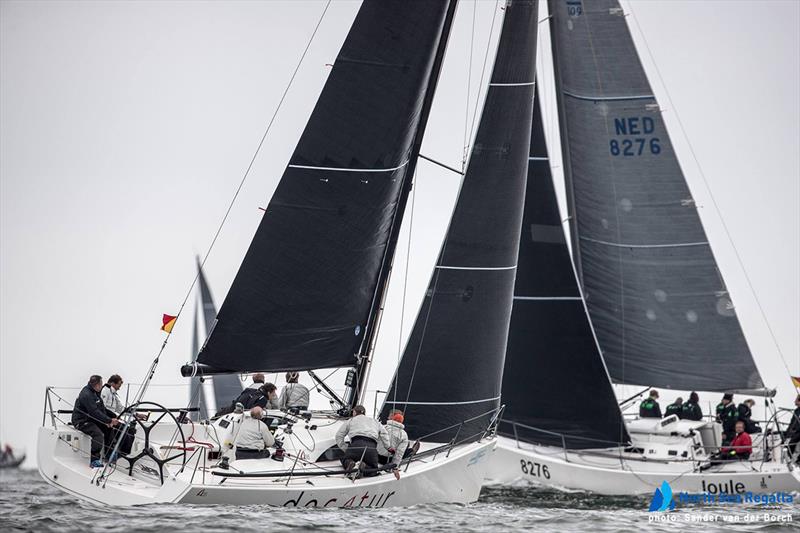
[38,419,494,507]
[486,436,799,495]
[178,439,492,507]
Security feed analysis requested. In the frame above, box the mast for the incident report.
[548,0,583,285]
[349,0,459,408]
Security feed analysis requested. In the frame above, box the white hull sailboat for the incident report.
[484,0,799,496]
[489,422,798,495]
[38,0,541,507]
[37,409,494,507]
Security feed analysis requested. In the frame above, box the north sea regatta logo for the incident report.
[648,481,676,512]
[646,480,793,524]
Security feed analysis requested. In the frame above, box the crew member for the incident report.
[377,410,417,480]
[719,420,752,460]
[72,375,119,468]
[639,390,662,418]
[681,392,703,421]
[737,398,761,434]
[217,374,267,416]
[784,394,800,463]
[716,393,738,444]
[101,374,136,456]
[233,406,275,460]
[101,374,125,415]
[665,397,683,419]
[278,372,310,411]
[335,405,392,478]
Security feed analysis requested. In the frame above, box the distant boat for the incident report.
[189,257,243,420]
[0,445,25,469]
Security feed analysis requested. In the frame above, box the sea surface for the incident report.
[1,468,798,532]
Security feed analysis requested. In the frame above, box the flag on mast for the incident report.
[161,314,177,333]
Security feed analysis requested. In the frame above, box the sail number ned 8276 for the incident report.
[520,459,551,479]
[609,116,661,157]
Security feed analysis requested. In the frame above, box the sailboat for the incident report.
[0,444,25,469]
[37,0,541,506]
[188,259,242,420]
[486,0,799,494]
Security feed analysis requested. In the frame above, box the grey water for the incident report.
[1,469,798,532]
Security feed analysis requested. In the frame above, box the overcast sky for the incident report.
[1,0,798,464]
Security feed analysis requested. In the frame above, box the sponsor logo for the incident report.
[649,481,676,512]
[467,449,487,467]
[647,479,793,512]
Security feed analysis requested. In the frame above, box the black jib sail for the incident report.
[382,0,540,443]
[498,90,629,449]
[190,1,457,375]
[548,0,765,393]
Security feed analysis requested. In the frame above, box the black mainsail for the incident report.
[548,0,765,393]
[383,0,540,442]
[188,1,458,376]
[499,90,629,449]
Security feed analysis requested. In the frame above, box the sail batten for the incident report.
[548,0,764,393]
[382,0,540,442]
[193,1,457,375]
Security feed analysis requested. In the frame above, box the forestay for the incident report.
[548,0,764,393]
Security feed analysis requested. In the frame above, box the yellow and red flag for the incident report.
[791,376,800,389]
[161,314,177,333]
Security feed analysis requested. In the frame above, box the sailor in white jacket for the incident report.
[378,411,410,463]
[335,405,392,477]
[234,406,276,460]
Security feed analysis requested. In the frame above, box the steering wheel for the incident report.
[118,401,187,485]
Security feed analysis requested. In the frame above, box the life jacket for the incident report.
[235,387,266,409]
[639,399,660,418]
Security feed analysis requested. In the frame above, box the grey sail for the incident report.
[196,260,242,409]
[548,0,765,393]
[382,0,540,442]
[499,89,629,449]
[189,300,209,420]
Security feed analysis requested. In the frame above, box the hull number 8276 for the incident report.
[520,460,551,479]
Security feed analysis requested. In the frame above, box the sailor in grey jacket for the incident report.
[335,410,392,451]
[378,418,409,461]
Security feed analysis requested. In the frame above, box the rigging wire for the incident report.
[392,167,418,407]
[131,0,333,404]
[462,0,477,171]
[626,2,796,384]
[400,0,503,406]
[465,0,501,158]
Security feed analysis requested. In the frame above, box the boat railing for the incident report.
[212,406,503,482]
[498,417,797,471]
